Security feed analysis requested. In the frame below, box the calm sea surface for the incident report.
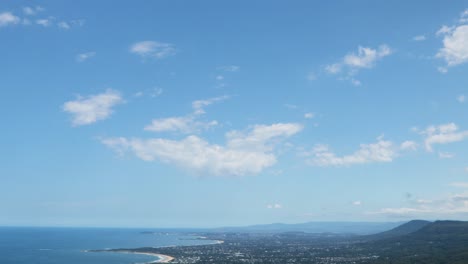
[0,227,212,264]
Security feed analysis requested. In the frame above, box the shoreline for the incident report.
[110,250,175,263]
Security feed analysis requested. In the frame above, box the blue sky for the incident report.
[1,0,468,228]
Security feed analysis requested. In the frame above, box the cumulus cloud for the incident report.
[0,12,20,27]
[130,41,176,59]
[324,44,392,85]
[420,123,468,152]
[76,52,96,62]
[102,123,303,176]
[436,10,468,69]
[144,95,228,133]
[304,112,315,119]
[307,137,397,167]
[63,89,124,126]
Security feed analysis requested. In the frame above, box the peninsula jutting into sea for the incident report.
[89,220,468,263]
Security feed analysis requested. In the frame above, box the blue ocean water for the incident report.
[0,227,212,264]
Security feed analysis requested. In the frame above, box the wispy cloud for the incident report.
[63,89,124,126]
[325,44,392,85]
[23,6,44,16]
[307,136,398,167]
[412,35,426,41]
[102,123,303,176]
[267,203,283,209]
[144,95,228,134]
[419,123,468,152]
[370,191,468,217]
[76,52,96,62]
[130,41,176,59]
[0,12,20,27]
[217,65,240,72]
[457,94,466,103]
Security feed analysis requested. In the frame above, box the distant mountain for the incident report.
[368,220,468,264]
[212,221,402,235]
[366,219,431,240]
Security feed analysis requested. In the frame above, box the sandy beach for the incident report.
[133,252,174,263]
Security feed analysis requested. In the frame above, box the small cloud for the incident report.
[63,89,124,126]
[324,44,392,85]
[150,87,163,98]
[307,137,397,167]
[438,151,455,159]
[457,94,466,103]
[420,123,468,152]
[267,203,282,209]
[57,21,70,30]
[352,201,362,206]
[304,112,315,119]
[306,72,317,81]
[23,6,44,16]
[215,75,224,80]
[36,17,54,27]
[450,182,468,188]
[400,140,418,151]
[412,35,426,41]
[436,10,468,69]
[284,104,298,110]
[130,41,176,59]
[76,52,96,62]
[218,65,240,72]
[0,12,20,27]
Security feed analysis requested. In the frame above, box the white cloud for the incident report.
[36,18,53,27]
[460,9,468,23]
[450,182,468,188]
[58,21,70,30]
[102,123,303,176]
[0,12,20,27]
[370,192,468,217]
[412,35,426,41]
[438,151,455,159]
[63,89,124,126]
[144,96,228,133]
[436,10,468,68]
[325,63,342,74]
[343,45,392,68]
[130,41,176,59]
[325,44,392,85]
[267,203,282,209]
[76,52,96,62]
[215,75,224,80]
[457,94,466,103]
[145,116,218,134]
[400,140,418,151]
[352,201,362,206]
[304,112,315,119]
[23,6,44,16]
[307,137,397,167]
[420,123,468,152]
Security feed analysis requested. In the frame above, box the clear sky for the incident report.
[1,0,468,228]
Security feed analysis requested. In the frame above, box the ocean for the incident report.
[0,227,212,264]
